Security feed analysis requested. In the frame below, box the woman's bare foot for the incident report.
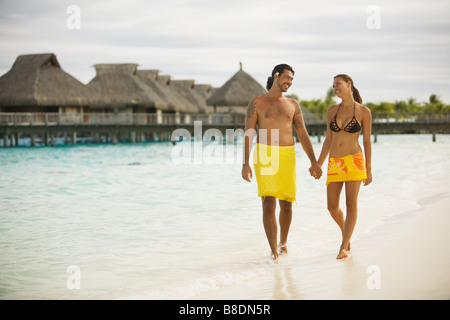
[336,245,348,259]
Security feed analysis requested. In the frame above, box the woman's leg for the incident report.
[337,181,362,259]
[327,182,345,236]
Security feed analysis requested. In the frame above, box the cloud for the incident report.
[0,0,449,103]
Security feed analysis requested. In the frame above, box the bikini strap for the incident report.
[335,103,342,117]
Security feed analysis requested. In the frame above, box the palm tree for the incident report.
[425,94,444,112]
[406,97,422,112]
[429,94,441,104]
[325,87,336,105]
[394,100,408,113]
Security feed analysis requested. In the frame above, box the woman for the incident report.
[317,74,373,259]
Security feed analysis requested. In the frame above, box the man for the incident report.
[241,64,322,263]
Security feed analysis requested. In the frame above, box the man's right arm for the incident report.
[242,98,258,182]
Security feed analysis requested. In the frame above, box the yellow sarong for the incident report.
[253,143,296,203]
[326,153,367,186]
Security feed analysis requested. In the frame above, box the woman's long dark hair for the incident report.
[266,64,295,91]
[334,74,362,104]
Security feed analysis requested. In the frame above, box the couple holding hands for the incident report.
[242,64,372,261]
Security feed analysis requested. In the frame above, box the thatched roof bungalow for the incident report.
[207,63,266,114]
[194,84,215,99]
[0,53,99,113]
[87,64,170,113]
[0,54,272,125]
[171,80,210,114]
[194,84,216,114]
[136,70,185,113]
[155,75,199,114]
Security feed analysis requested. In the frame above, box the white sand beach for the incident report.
[196,171,450,300]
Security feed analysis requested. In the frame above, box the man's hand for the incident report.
[309,163,323,180]
[242,164,253,182]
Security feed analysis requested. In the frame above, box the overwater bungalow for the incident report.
[207,63,267,122]
[193,83,217,116]
[136,70,206,123]
[1,54,305,146]
[156,75,200,116]
[0,53,98,123]
[171,80,210,114]
[135,69,180,116]
[194,84,216,106]
[87,63,171,124]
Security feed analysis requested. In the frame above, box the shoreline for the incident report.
[195,179,450,300]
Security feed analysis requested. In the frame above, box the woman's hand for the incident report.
[364,170,372,186]
[309,163,323,180]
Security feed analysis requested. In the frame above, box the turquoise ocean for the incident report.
[1,134,449,299]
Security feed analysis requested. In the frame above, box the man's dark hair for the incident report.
[266,64,295,91]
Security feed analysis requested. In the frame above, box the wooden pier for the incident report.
[1,112,449,147]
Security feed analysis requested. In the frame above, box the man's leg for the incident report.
[279,200,293,254]
[262,196,278,261]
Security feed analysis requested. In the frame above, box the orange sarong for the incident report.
[326,153,367,186]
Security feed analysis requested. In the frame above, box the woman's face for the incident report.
[333,77,351,98]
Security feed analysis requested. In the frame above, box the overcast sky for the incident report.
[0,0,449,104]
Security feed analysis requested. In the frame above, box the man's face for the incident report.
[276,70,294,92]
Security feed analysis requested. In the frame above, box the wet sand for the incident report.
[196,175,450,300]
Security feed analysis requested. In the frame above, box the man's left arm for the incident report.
[293,101,322,179]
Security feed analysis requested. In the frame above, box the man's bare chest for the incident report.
[262,104,293,120]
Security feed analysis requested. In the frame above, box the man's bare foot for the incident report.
[271,253,279,264]
[279,243,288,255]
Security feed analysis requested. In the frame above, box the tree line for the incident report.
[290,88,450,114]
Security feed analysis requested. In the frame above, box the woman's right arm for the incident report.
[317,107,334,167]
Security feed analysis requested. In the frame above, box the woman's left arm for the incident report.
[362,106,373,186]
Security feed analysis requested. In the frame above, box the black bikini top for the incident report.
[329,102,361,133]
